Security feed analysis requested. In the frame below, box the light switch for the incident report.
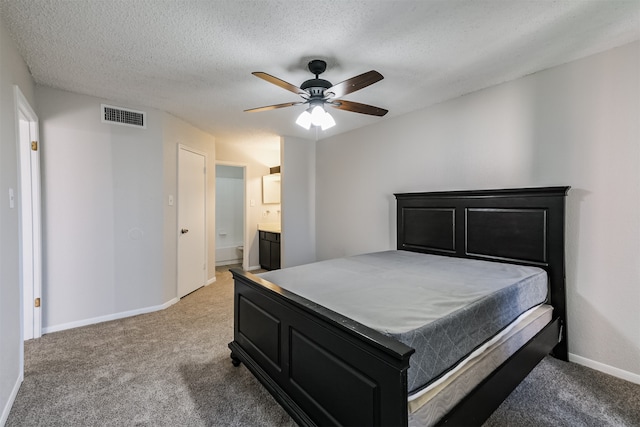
[168,195,174,206]
[250,199,256,207]
[9,188,15,209]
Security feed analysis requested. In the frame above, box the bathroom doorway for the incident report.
[215,163,247,270]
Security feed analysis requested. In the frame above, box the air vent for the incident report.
[101,104,146,128]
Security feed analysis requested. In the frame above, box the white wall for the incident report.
[162,113,216,291]
[36,87,165,330]
[216,136,316,270]
[316,42,640,381]
[0,17,36,424]
[36,88,217,332]
[216,139,280,270]
[281,136,316,268]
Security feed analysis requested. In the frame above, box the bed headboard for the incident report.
[395,186,570,360]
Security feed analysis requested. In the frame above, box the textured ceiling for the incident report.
[1,0,639,144]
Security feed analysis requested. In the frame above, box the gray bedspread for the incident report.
[258,250,548,393]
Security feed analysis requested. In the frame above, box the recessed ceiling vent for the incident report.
[101,104,146,129]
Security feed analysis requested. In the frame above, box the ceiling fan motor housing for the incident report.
[302,59,332,98]
[301,78,332,97]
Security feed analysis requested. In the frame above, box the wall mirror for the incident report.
[262,174,281,204]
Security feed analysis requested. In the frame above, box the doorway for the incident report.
[15,86,42,341]
[215,163,247,270]
[177,145,207,298]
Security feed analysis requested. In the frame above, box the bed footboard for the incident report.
[229,268,415,426]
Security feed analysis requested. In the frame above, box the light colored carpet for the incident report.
[7,266,639,426]
[486,356,640,426]
[8,267,295,426]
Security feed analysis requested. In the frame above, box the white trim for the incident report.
[569,353,640,385]
[207,276,216,286]
[42,298,179,335]
[247,265,262,271]
[215,260,242,267]
[14,85,42,344]
[0,372,23,426]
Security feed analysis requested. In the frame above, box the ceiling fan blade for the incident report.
[244,102,303,113]
[325,70,383,98]
[252,72,308,95]
[330,100,388,117]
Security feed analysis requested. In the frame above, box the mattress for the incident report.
[258,250,548,393]
[407,304,553,426]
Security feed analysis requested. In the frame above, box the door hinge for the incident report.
[34,297,41,308]
[31,141,38,151]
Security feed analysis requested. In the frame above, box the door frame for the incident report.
[215,161,248,271]
[176,144,208,298]
[14,85,42,343]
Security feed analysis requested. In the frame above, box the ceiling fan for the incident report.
[245,59,388,130]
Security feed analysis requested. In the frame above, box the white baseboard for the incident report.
[1,372,23,426]
[569,353,640,385]
[207,276,216,286]
[42,298,180,335]
[247,265,262,271]
[215,259,242,267]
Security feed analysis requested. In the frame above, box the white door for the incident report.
[16,86,42,340]
[177,145,207,298]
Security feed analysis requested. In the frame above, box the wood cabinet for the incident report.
[259,231,280,270]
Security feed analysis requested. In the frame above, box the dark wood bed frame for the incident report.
[229,187,569,426]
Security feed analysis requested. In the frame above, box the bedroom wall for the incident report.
[281,136,316,268]
[0,17,37,424]
[36,87,166,332]
[162,113,216,295]
[36,88,216,332]
[215,138,280,270]
[315,42,640,382]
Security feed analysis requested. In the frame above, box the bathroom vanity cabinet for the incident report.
[259,231,280,270]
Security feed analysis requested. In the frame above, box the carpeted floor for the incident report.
[7,266,640,426]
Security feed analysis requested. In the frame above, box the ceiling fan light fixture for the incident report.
[321,111,336,130]
[309,105,336,130]
[310,105,326,126]
[295,110,312,130]
[298,104,335,131]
